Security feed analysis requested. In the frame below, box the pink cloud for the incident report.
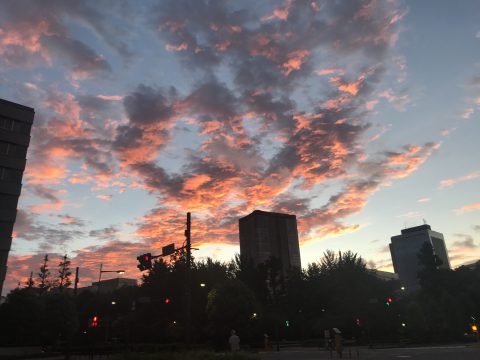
[96,194,113,200]
[165,42,189,52]
[379,89,410,111]
[96,94,123,101]
[439,171,480,188]
[454,202,480,215]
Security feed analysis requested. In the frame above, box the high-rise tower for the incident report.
[239,210,301,276]
[389,224,450,288]
[0,98,34,296]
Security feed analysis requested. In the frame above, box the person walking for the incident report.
[264,333,270,350]
[229,329,240,352]
[333,328,343,358]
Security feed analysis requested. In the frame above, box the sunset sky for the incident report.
[1,0,479,293]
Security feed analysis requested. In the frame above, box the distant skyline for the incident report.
[0,0,479,293]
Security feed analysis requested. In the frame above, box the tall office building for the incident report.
[389,224,450,288]
[0,99,34,296]
[239,210,301,276]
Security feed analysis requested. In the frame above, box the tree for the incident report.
[42,292,78,346]
[37,255,51,293]
[417,242,444,291]
[25,271,34,288]
[57,254,72,290]
[206,279,256,349]
[0,288,44,345]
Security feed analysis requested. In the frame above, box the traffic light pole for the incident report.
[185,212,192,346]
[136,212,194,346]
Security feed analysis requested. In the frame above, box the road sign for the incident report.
[162,243,175,256]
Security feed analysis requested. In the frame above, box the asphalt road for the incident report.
[261,345,480,360]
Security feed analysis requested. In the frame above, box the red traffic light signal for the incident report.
[137,253,152,271]
[356,318,361,326]
[90,315,99,327]
[165,298,171,304]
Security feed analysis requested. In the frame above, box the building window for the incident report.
[12,120,31,135]
[0,193,18,209]
[0,167,23,182]
[0,141,10,155]
[0,116,15,131]
[0,141,27,158]
[0,116,30,134]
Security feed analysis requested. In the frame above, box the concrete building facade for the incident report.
[0,99,34,296]
[239,210,301,276]
[389,224,450,288]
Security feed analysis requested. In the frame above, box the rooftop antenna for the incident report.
[423,218,427,225]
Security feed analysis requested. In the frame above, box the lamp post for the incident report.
[97,264,125,293]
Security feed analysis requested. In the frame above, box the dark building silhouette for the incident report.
[0,99,34,296]
[389,224,450,288]
[79,277,138,294]
[239,210,301,276]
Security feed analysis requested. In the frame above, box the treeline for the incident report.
[0,247,479,349]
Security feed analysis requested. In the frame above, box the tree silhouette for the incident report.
[25,271,34,288]
[37,255,51,293]
[57,254,72,290]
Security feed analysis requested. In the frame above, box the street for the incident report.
[260,345,480,360]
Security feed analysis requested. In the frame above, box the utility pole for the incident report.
[185,212,192,346]
[74,267,79,296]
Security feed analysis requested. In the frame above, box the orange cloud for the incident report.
[261,0,293,21]
[454,202,480,215]
[281,50,310,75]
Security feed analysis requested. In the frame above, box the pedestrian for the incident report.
[229,329,240,352]
[324,329,331,350]
[333,328,343,358]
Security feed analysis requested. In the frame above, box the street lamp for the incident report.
[97,264,125,293]
[98,263,125,283]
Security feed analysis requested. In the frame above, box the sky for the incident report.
[0,0,479,293]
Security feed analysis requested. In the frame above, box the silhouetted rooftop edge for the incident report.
[399,224,432,235]
[0,98,35,112]
[239,209,296,221]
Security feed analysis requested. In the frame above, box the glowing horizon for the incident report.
[0,0,479,292]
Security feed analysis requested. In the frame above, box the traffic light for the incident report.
[386,297,393,306]
[472,325,478,332]
[164,298,171,304]
[90,315,99,327]
[285,320,290,327]
[356,318,361,326]
[137,253,152,271]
